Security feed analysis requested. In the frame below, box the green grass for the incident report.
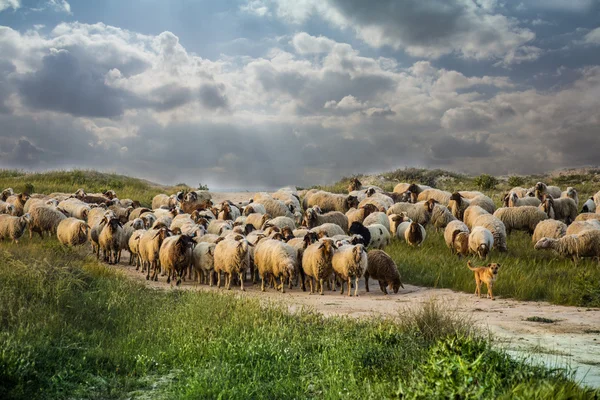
[386,227,600,307]
[0,169,186,208]
[0,240,595,399]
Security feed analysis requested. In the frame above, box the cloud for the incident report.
[0,0,19,12]
[583,27,600,45]
[47,0,71,14]
[429,134,496,160]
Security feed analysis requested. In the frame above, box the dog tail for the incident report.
[467,260,477,271]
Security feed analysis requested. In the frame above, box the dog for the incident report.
[467,260,501,300]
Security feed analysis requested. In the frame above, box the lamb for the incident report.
[349,221,390,249]
[192,242,216,285]
[129,229,146,270]
[534,230,600,262]
[0,214,31,244]
[507,192,541,208]
[575,213,600,222]
[469,226,494,260]
[214,238,251,291]
[539,196,577,224]
[532,219,567,244]
[386,200,436,226]
[302,239,337,295]
[448,192,495,220]
[404,222,426,247]
[254,239,298,293]
[561,187,579,208]
[565,220,600,236]
[5,193,30,216]
[243,203,267,216]
[463,206,490,230]
[417,189,452,205]
[29,205,66,239]
[58,198,91,221]
[581,197,596,213]
[364,250,404,295]
[493,206,548,235]
[159,234,196,285]
[362,212,391,234]
[444,220,470,257]
[345,204,379,229]
[304,208,348,233]
[430,204,457,230]
[332,244,367,296]
[311,223,346,238]
[57,217,89,246]
[472,214,507,252]
[98,216,124,264]
[303,191,359,213]
[534,182,562,200]
[253,192,294,218]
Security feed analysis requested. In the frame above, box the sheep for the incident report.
[243,213,269,231]
[565,220,600,236]
[29,205,66,239]
[253,192,294,218]
[393,183,430,196]
[507,192,541,208]
[207,219,233,235]
[304,208,348,233]
[218,202,241,221]
[58,198,91,221]
[444,220,470,257]
[99,216,124,264]
[181,191,212,214]
[594,190,600,211]
[361,189,395,210]
[303,191,359,213]
[140,212,157,229]
[472,214,507,252]
[192,242,216,285]
[349,221,390,249]
[272,189,301,214]
[129,207,152,221]
[417,189,452,205]
[89,211,114,258]
[405,222,426,247]
[121,218,145,263]
[463,206,490,230]
[311,223,346,238]
[364,250,404,295]
[159,234,196,285]
[254,239,298,293]
[108,204,134,224]
[129,229,146,270]
[532,219,567,244]
[458,190,485,199]
[539,196,577,224]
[214,238,251,291]
[581,197,596,213]
[1,187,14,201]
[575,213,600,222]
[264,216,297,231]
[0,214,31,244]
[332,244,367,296]
[57,217,89,246]
[469,227,494,260]
[561,187,579,208]
[139,227,171,281]
[493,206,548,235]
[509,187,531,198]
[534,182,562,200]
[386,200,436,225]
[5,193,30,216]
[0,201,17,216]
[388,213,411,237]
[448,193,496,221]
[302,238,337,295]
[430,204,456,231]
[243,203,267,216]
[362,212,391,233]
[345,204,379,229]
[534,230,600,262]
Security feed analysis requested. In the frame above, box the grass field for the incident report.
[0,240,595,399]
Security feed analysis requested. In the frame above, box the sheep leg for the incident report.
[239,272,245,291]
[339,276,344,295]
[364,273,370,292]
[347,277,353,297]
[354,276,359,297]
[279,276,285,294]
[319,278,324,295]
[308,277,314,294]
[261,275,266,292]
[226,273,231,290]
[217,271,222,288]
[379,280,388,295]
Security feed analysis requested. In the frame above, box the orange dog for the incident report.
[467,260,501,300]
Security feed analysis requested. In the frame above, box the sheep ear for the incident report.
[318,243,325,249]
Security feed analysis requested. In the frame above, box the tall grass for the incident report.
[0,240,594,399]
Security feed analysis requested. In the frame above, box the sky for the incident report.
[0,0,599,189]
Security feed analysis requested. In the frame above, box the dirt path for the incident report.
[113,261,600,388]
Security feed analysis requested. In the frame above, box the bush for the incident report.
[507,176,525,188]
[198,183,209,191]
[474,174,499,190]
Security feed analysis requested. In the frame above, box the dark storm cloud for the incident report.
[429,134,495,160]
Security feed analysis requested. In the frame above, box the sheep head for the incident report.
[345,195,359,210]
[317,239,337,260]
[407,184,420,194]
[1,188,14,201]
[535,182,546,192]
[534,237,556,250]
[450,192,463,204]
[74,188,86,199]
[303,231,319,248]
[425,199,437,213]
[281,226,294,241]
[361,203,378,218]
[478,244,489,259]
[365,187,377,197]
[81,208,89,221]
[540,196,555,219]
[353,244,365,264]
[271,232,285,241]
[304,208,318,228]
[108,217,122,232]
[348,177,362,192]
[103,190,117,200]
[243,205,255,216]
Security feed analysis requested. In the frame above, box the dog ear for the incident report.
[496,263,501,268]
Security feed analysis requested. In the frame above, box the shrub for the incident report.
[507,176,525,188]
[198,183,209,191]
[474,174,499,190]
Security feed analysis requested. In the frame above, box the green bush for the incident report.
[474,174,499,190]
[507,176,525,187]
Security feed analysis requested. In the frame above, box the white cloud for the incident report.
[583,27,600,45]
[48,0,71,14]
[0,0,20,12]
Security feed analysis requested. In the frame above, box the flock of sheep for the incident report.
[1,177,600,297]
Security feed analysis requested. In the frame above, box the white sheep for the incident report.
[332,244,367,296]
[532,219,567,244]
[99,216,124,264]
[472,214,507,252]
[254,239,298,293]
[0,201,17,216]
[121,218,145,263]
[192,242,216,285]
[57,217,89,246]
[304,208,348,233]
[311,223,346,238]
[493,206,548,235]
[565,220,600,236]
[444,220,470,257]
[417,189,452,205]
[430,204,456,231]
[345,204,380,229]
[264,216,297,231]
[581,197,596,213]
[463,206,490,230]
[243,203,267,216]
[253,192,294,218]
[448,193,495,220]
[128,229,146,270]
[534,182,562,200]
[214,238,251,291]
[245,213,270,231]
[404,221,426,247]
[138,227,171,281]
[57,198,91,221]
[207,219,233,235]
[29,205,66,239]
[272,189,301,214]
[303,191,359,213]
[469,226,494,260]
[362,212,390,233]
[539,196,577,224]
[575,213,600,222]
[534,230,600,262]
[561,187,579,208]
[366,224,391,249]
[359,191,394,211]
[302,238,337,295]
[388,213,411,236]
[0,214,31,244]
[386,200,435,225]
[218,202,242,221]
[507,192,541,208]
